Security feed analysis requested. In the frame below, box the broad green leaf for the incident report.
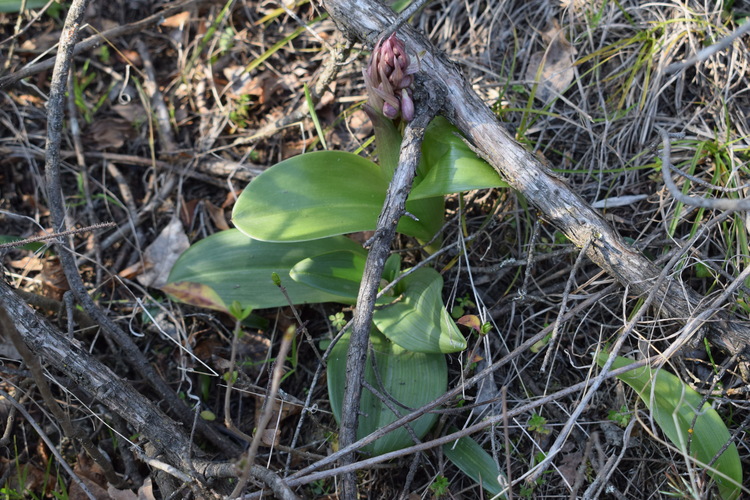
[165,229,365,310]
[233,152,387,241]
[328,329,446,456]
[373,268,467,353]
[410,117,508,200]
[596,353,742,500]
[443,429,506,497]
[290,250,366,302]
[232,151,440,242]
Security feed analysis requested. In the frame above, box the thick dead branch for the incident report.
[320,0,750,356]
[0,281,193,469]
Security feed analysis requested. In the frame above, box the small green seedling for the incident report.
[527,413,551,435]
[429,475,450,497]
[607,405,631,427]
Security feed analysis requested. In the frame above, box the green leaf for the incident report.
[382,253,401,283]
[327,329,446,456]
[596,353,742,500]
[233,151,387,242]
[290,250,366,302]
[373,268,467,353]
[410,117,509,200]
[443,429,506,497]
[232,151,440,243]
[305,83,327,150]
[0,0,47,12]
[164,229,365,311]
[366,105,403,176]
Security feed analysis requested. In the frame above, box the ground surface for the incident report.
[1,0,749,498]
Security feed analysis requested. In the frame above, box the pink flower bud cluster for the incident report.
[364,34,416,121]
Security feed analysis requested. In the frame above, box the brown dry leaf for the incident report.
[19,31,60,52]
[254,396,301,447]
[9,255,45,272]
[179,197,200,227]
[162,11,190,29]
[222,67,279,103]
[205,200,230,231]
[137,478,156,500]
[525,19,577,103]
[557,449,585,487]
[41,256,70,300]
[106,487,138,500]
[85,118,137,150]
[137,218,190,289]
[111,102,147,124]
[69,453,109,500]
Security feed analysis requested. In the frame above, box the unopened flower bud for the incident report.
[363,34,416,121]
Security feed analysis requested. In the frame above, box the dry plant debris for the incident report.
[0,0,749,498]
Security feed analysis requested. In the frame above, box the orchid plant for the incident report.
[165,34,508,495]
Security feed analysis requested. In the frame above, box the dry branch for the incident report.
[321,0,750,356]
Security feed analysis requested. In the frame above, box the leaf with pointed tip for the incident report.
[411,117,508,200]
[327,328,446,456]
[161,281,227,312]
[596,353,742,500]
[373,268,467,353]
[443,429,506,497]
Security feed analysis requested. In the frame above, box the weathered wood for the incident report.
[322,0,750,356]
[0,280,194,469]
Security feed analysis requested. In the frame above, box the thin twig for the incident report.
[376,0,434,44]
[0,306,124,487]
[41,0,240,456]
[666,17,750,74]
[660,130,750,210]
[0,388,97,500]
[540,238,592,373]
[338,86,441,499]
[0,0,208,89]
[241,356,667,497]
[231,325,299,498]
[0,222,115,250]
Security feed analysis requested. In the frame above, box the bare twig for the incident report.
[0,388,97,500]
[231,326,299,498]
[660,130,750,210]
[666,17,750,74]
[339,86,441,499]
[0,222,115,250]
[41,0,240,456]
[540,238,591,373]
[0,305,124,487]
[240,355,667,498]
